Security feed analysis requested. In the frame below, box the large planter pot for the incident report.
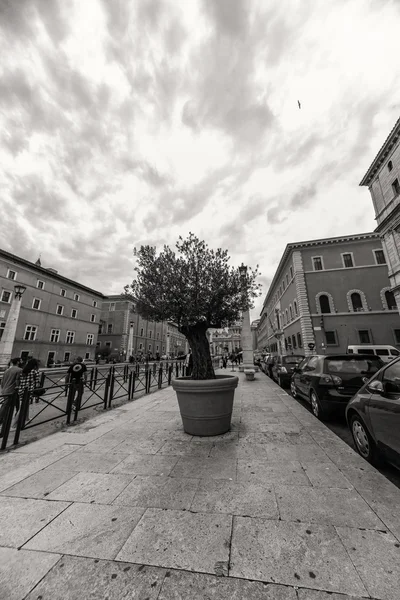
[172,375,239,436]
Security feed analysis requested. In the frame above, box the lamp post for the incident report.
[127,320,134,360]
[0,284,27,369]
[166,330,170,358]
[238,263,257,372]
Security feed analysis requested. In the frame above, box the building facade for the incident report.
[97,295,187,359]
[0,249,103,366]
[360,118,400,312]
[260,233,400,357]
[208,324,242,356]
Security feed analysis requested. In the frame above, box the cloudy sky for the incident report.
[1,0,400,319]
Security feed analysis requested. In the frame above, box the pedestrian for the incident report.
[129,355,134,364]
[0,358,22,434]
[12,358,40,428]
[66,356,87,410]
[185,349,193,376]
[222,355,227,369]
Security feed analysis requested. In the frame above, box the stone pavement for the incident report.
[0,370,399,600]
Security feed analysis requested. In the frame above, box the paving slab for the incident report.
[47,472,134,504]
[157,440,214,456]
[158,570,297,599]
[300,462,353,489]
[116,508,232,574]
[112,436,167,454]
[0,547,61,600]
[113,475,199,510]
[297,589,367,600]
[45,450,128,473]
[24,555,166,600]
[170,456,237,481]
[0,496,70,548]
[275,484,385,529]
[230,517,367,596]
[336,526,400,600]
[263,443,327,463]
[24,502,144,559]
[190,479,279,518]
[355,484,400,540]
[237,459,310,486]
[111,454,179,476]
[79,432,130,453]
[0,467,76,499]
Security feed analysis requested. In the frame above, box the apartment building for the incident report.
[0,249,103,365]
[259,233,400,356]
[360,117,400,312]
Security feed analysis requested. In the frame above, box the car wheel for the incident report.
[310,390,328,421]
[350,413,380,466]
[290,380,298,398]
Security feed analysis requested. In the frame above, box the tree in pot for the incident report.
[125,233,261,435]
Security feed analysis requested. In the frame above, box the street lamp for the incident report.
[0,284,27,369]
[127,320,134,360]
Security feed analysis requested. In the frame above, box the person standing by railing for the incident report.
[66,356,87,410]
[12,358,40,428]
[0,358,22,434]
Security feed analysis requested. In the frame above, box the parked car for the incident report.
[346,356,400,467]
[347,344,400,363]
[272,354,305,388]
[264,355,276,378]
[290,354,384,420]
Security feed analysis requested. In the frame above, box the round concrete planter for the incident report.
[172,375,239,436]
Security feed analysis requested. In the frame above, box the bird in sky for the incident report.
[297,100,301,109]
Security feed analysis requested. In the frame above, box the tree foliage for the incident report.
[125,233,261,379]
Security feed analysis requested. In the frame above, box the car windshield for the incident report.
[326,358,381,375]
[283,356,304,364]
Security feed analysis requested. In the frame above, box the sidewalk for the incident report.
[0,369,399,600]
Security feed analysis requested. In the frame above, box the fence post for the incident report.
[1,396,14,450]
[39,371,46,388]
[168,365,172,385]
[103,372,110,410]
[107,368,115,409]
[158,365,162,389]
[90,368,94,391]
[13,388,30,445]
[175,361,179,378]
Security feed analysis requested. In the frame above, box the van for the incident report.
[347,345,400,363]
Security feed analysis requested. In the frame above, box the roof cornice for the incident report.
[360,117,400,186]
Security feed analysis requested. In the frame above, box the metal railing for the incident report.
[0,357,221,450]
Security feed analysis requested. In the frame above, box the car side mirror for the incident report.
[367,380,384,394]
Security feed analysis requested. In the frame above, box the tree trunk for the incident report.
[181,322,215,380]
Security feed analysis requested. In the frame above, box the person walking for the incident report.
[0,358,22,435]
[222,355,228,369]
[66,356,87,410]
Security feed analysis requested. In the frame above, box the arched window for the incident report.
[285,309,288,324]
[289,306,293,321]
[294,300,298,316]
[385,290,397,310]
[297,332,302,348]
[292,334,297,349]
[319,294,331,314]
[351,292,363,312]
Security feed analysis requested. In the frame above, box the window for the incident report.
[306,357,319,371]
[93,300,98,307]
[342,253,354,268]
[66,330,75,344]
[0,321,5,341]
[297,333,302,348]
[290,266,293,279]
[60,289,66,297]
[148,344,152,351]
[294,300,298,316]
[7,269,16,280]
[24,325,37,341]
[156,332,159,339]
[156,345,159,351]
[358,330,371,344]
[285,309,288,324]
[105,342,111,347]
[351,293,363,312]
[64,352,71,362]
[90,314,96,322]
[50,329,60,343]
[319,294,331,314]
[140,328,144,336]
[56,305,64,315]
[1,290,12,303]
[388,160,393,172]
[139,343,143,350]
[382,361,400,395]
[32,298,41,310]
[107,324,113,334]
[292,335,297,349]
[71,309,77,318]
[85,352,90,360]
[325,331,337,346]
[374,249,386,265]
[109,302,115,311]
[282,281,286,291]
[74,294,80,302]
[312,256,323,271]
[87,333,94,345]
[37,280,44,289]
[392,178,400,196]
[394,330,400,345]
[286,274,289,285]
[385,290,397,310]
[289,306,293,321]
